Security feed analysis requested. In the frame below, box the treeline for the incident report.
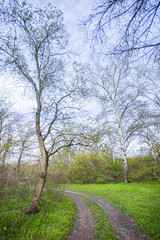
[48,153,160,184]
[1,153,160,186]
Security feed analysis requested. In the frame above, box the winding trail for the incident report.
[63,193,94,240]
[63,190,148,240]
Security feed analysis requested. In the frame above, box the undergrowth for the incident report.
[0,190,75,240]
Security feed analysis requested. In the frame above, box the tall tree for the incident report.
[0,1,91,214]
[86,60,139,182]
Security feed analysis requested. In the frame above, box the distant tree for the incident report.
[86,60,139,182]
[0,97,17,167]
[71,153,106,183]
[84,0,160,60]
[97,122,117,162]
[0,1,95,214]
[0,97,10,150]
[130,102,160,164]
[14,122,33,179]
[0,130,13,168]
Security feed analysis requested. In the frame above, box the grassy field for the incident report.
[0,186,118,240]
[1,183,159,239]
[0,190,75,240]
[65,183,160,240]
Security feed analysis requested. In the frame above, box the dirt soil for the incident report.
[64,190,148,240]
[63,193,94,240]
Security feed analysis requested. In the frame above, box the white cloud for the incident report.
[0,75,36,113]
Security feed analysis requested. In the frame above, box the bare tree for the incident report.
[86,60,139,182]
[84,0,160,60]
[0,97,10,149]
[0,1,96,214]
[130,102,160,164]
[1,130,13,168]
[0,97,17,167]
[14,123,33,179]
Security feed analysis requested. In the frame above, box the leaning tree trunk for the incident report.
[24,134,48,214]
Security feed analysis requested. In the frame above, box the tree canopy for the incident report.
[84,0,160,61]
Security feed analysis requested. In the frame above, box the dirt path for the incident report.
[64,190,148,240]
[63,193,94,240]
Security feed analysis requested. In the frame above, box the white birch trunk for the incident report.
[112,150,116,162]
[114,104,128,182]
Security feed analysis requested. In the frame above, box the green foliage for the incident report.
[0,165,75,240]
[0,192,75,240]
[49,152,160,184]
[69,153,123,184]
[70,153,106,184]
[128,155,160,182]
[96,176,106,184]
[104,160,123,183]
[48,155,71,184]
[66,183,160,240]
[1,141,18,151]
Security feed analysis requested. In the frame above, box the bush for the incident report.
[96,176,106,184]
[128,155,160,182]
[48,152,160,184]
[71,153,106,184]
[70,153,123,184]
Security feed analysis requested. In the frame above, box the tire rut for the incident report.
[63,193,94,240]
[64,190,148,240]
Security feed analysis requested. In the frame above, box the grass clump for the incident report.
[65,182,160,240]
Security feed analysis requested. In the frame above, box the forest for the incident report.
[0,0,160,239]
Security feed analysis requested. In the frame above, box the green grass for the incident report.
[0,191,76,240]
[82,197,117,240]
[65,182,160,240]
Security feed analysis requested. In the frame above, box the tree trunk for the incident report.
[122,152,128,183]
[114,104,128,182]
[112,150,116,162]
[24,134,48,214]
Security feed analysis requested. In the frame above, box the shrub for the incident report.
[128,155,160,182]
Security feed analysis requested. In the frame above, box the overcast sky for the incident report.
[0,0,95,113]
